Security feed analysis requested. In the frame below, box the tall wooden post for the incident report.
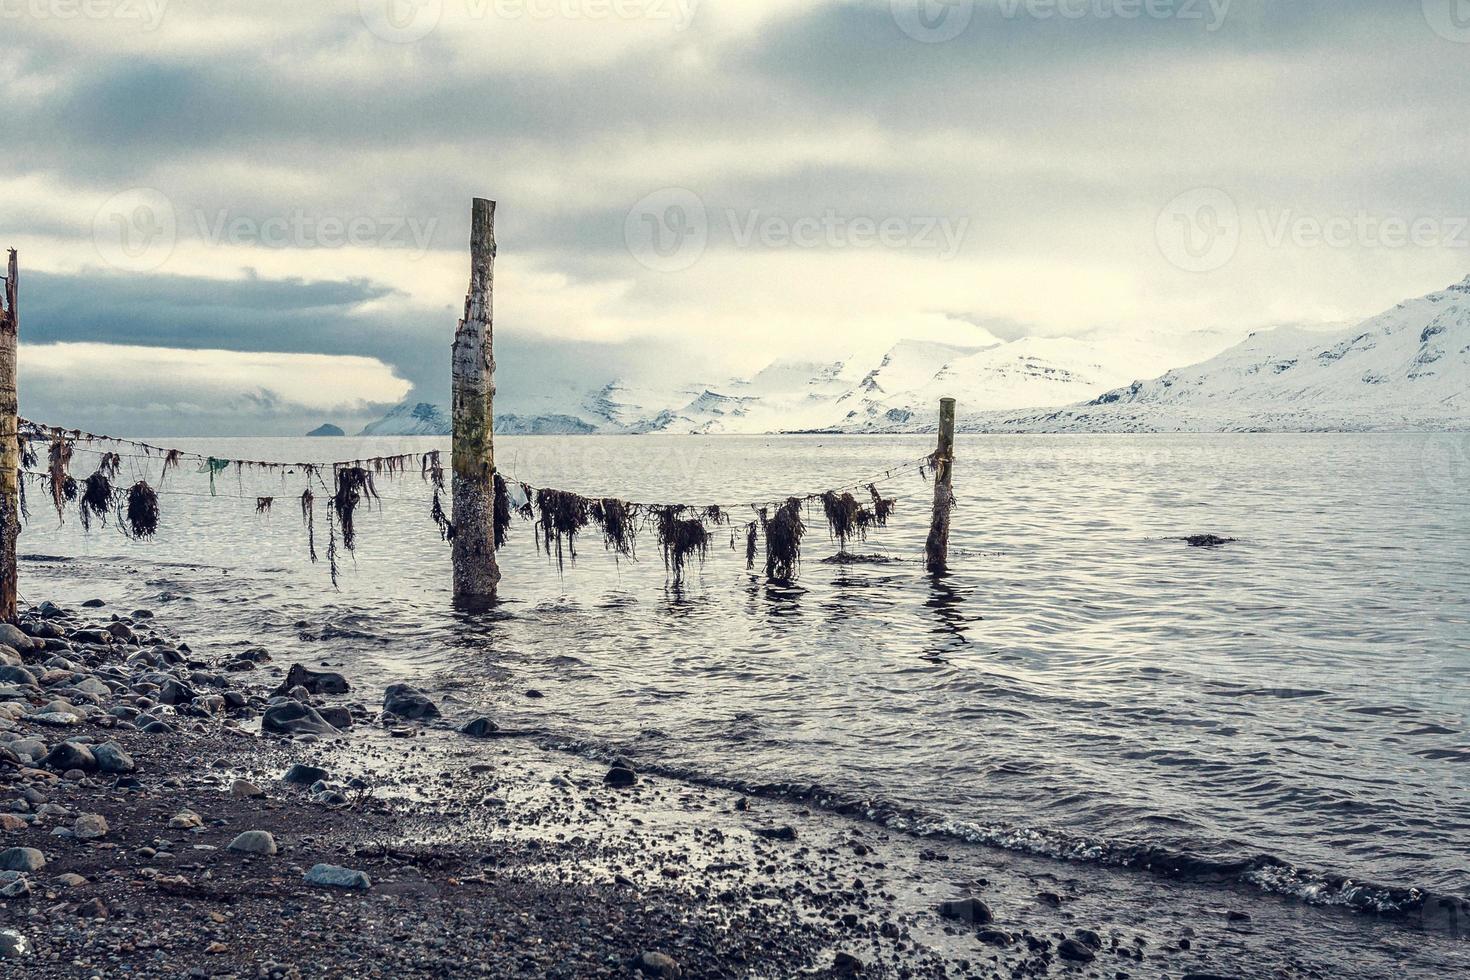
[451,200,501,609]
[0,250,19,622]
[924,397,956,575]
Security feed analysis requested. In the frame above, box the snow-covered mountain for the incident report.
[360,277,1468,436]
[962,276,1470,433]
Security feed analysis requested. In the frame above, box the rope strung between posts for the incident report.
[15,418,942,587]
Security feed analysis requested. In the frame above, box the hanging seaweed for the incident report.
[590,497,640,559]
[535,488,590,569]
[47,432,72,521]
[20,438,36,470]
[17,470,27,522]
[650,505,709,583]
[867,483,896,527]
[421,450,445,492]
[98,451,121,479]
[517,482,534,519]
[79,470,114,531]
[492,473,513,549]
[333,466,377,552]
[431,489,452,541]
[700,505,728,527]
[120,482,159,539]
[744,520,759,569]
[820,490,872,549]
[256,496,274,515]
[326,502,341,587]
[763,497,806,581]
[159,449,183,487]
[300,489,318,563]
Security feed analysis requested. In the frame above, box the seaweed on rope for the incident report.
[867,483,896,527]
[535,488,590,569]
[159,449,183,487]
[819,490,873,550]
[79,470,113,531]
[120,482,159,539]
[300,489,318,563]
[589,497,639,559]
[333,466,377,552]
[762,497,806,582]
[256,497,274,515]
[744,520,759,569]
[47,432,72,521]
[651,505,709,584]
[492,473,513,549]
[421,450,445,492]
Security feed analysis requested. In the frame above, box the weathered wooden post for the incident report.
[924,397,956,575]
[0,250,19,622]
[451,200,501,609]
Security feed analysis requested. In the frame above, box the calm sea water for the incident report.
[22,433,1470,909]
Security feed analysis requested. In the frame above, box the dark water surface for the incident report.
[24,433,1470,912]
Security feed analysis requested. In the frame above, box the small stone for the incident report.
[168,810,203,830]
[227,831,277,856]
[262,702,340,737]
[205,941,228,954]
[0,877,29,898]
[230,779,264,799]
[282,764,329,786]
[75,897,108,919]
[272,664,350,697]
[833,951,864,975]
[1057,938,1096,963]
[938,897,993,924]
[73,814,109,840]
[603,766,637,788]
[304,864,371,890]
[637,951,681,978]
[52,873,87,888]
[91,742,135,774]
[382,684,439,721]
[81,599,106,608]
[753,825,797,842]
[459,717,499,738]
[39,742,95,772]
[0,847,45,872]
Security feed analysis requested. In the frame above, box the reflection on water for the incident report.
[23,432,1470,904]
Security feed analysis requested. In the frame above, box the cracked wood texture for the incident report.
[451,200,501,608]
[0,250,18,621]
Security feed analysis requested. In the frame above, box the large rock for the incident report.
[0,665,35,687]
[227,831,277,856]
[39,742,96,773]
[0,928,29,959]
[282,763,329,786]
[937,897,993,925]
[272,664,350,697]
[0,848,45,872]
[382,684,439,721]
[91,742,135,774]
[261,702,340,737]
[0,625,33,652]
[73,814,109,840]
[304,864,370,890]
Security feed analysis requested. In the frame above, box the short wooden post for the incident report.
[0,250,19,622]
[924,397,956,575]
[451,199,501,609]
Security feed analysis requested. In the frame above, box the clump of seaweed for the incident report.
[20,438,37,470]
[820,490,873,549]
[433,488,454,541]
[700,505,728,527]
[517,483,534,519]
[763,497,805,581]
[98,451,121,479]
[590,498,640,559]
[256,496,274,515]
[744,520,759,569]
[121,482,159,539]
[652,505,709,583]
[333,466,377,552]
[492,473,513,549]
[47,432,72,521]
[159,449,183,487]
[535,488,590,569]
[300,489,318,562]
[867,484,895,526]
[421,451,445,492]
[79,470,113,531]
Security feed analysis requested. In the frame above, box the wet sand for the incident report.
[1,600,1466,978]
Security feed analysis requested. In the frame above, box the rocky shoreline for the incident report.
[1,600,1465,978]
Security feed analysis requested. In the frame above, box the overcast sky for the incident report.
[5,0,1470,434]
